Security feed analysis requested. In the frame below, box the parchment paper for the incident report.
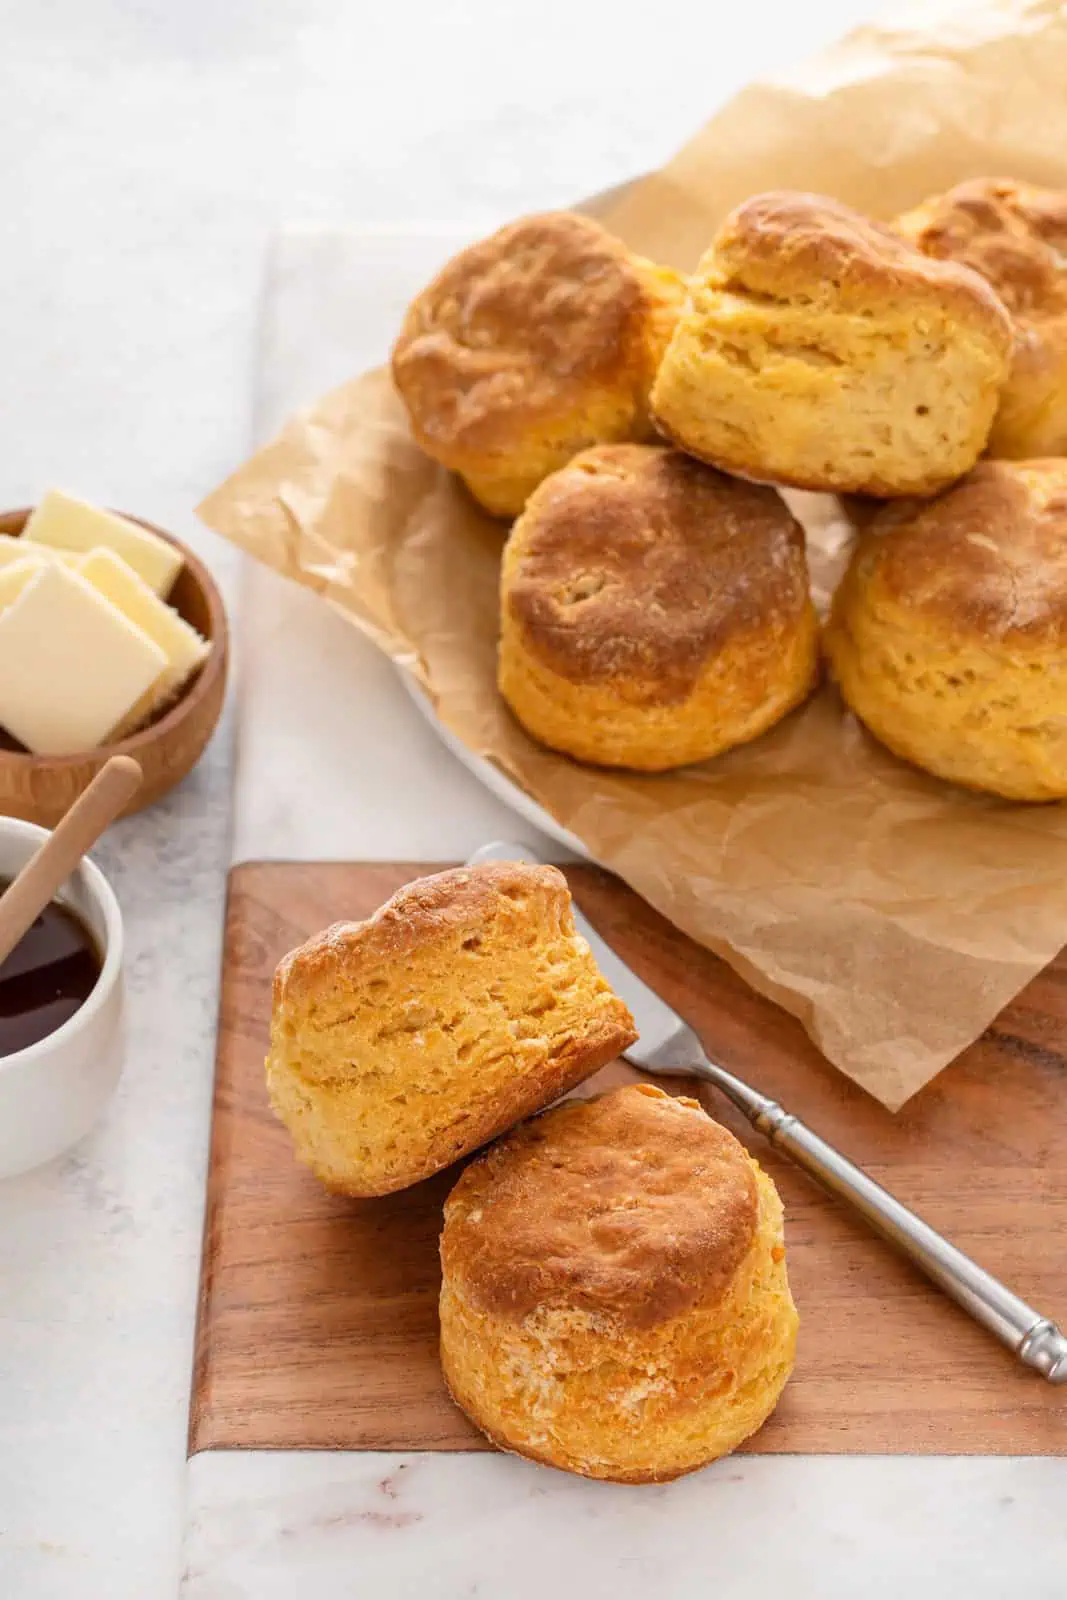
[199,0,1067,1110]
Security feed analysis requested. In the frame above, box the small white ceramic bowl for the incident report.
[0,818,125,1178]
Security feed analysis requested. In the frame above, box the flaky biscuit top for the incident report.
[272,862,576,1013]
[896,178,1067,323]
[441,1084,760,1332]
[502,444,810,702]
[391,212,683,457]
[849,459,1067,645]
[706,191,1014,347]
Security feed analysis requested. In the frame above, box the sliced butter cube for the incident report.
[0,564,168,754]
[0,534,80,569]
[78,547,210,733]
[20,538,83,568]
[0,559,45,610]
[23,490,183,596]
[0,535,38,570]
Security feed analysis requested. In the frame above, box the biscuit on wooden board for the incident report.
[440,1084,798,1483]
[266,862,636,1195]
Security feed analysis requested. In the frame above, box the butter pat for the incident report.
[23,491,183,596]
[79,547,209,730]
[0,564,168,754]
[0,534,80,569]
[0,559,44,610]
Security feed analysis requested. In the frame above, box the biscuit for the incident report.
[498,443,819,770]
[649,191,1013,497]
[826,459,1067,799]
[267,863,636,1195]
[440,1084,798,1482]
[896,178,1067,458]
[391,212,686,516]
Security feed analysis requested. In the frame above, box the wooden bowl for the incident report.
[0,508,228,827]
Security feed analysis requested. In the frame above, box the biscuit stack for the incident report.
[393,181,1067,801]
[268,862,799,1482]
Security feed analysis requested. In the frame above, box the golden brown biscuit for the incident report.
[498,443,819,770]
[391,212,686,516]
[440,1084,798,1482]
[826,459,1067,799]
[896,178,1067,458]
[267,863,636,1195]
[649,191,1013,497]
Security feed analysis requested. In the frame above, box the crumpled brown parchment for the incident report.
[199,0,1067,1110]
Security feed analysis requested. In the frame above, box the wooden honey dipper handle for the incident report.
[0,756,142,969]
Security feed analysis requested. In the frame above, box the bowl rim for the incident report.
[0,817,124,1073]
[0,505,228,769]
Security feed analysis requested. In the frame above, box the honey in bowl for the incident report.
[0,882,102,1056]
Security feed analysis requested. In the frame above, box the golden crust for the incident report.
[391,212,686,516]
[503,445,811,695]
[439,1085,798,1482]
[273,863,555,1006]
[267,864,636,1196]
[895,178,1067,457]
[498,444,819,770]
[649,190,1013,498]
[718,191,1014,337]
[826,460,1067,799]
[840,460,1067,643]
[442,1083,758,1330]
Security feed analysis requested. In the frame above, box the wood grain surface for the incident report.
[190,861,1067,1457]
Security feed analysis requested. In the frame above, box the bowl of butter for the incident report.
[0,492,228,826]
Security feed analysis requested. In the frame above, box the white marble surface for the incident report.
[233,227,556,866]
[183,1450,1067,1600]
[2,1,1063,1596]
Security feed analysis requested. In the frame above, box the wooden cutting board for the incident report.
[190,861,1067,1458]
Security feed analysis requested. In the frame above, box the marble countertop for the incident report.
[2,2,1064,1596]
